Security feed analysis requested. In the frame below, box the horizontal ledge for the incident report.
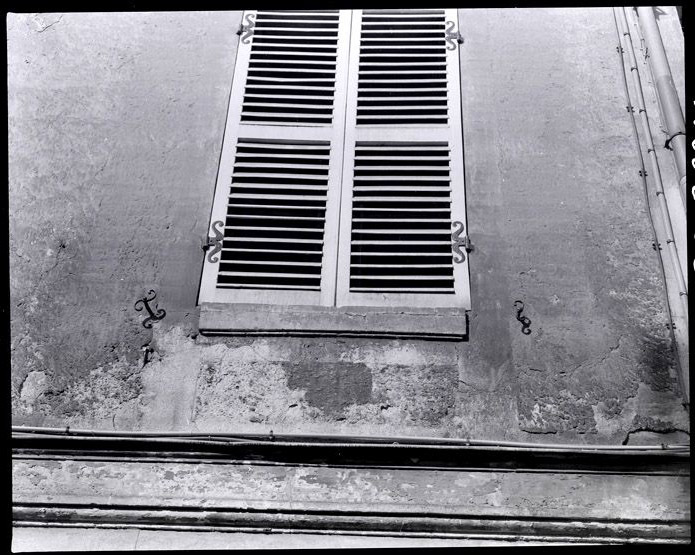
[12,506,691,543]
[199,302,468,340]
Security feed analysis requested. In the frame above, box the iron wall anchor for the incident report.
[514,300,532,335]
[135,290,166,329]
[203,220,225,263]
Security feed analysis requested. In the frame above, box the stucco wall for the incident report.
[8,9,688,444]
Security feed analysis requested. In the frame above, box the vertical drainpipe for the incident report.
[635,6,687,209]
[615,8,689,406]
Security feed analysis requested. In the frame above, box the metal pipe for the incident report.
[635,6,687,206]
[615,8,688,321]
[12,426,690,452]
[614,8,689,406]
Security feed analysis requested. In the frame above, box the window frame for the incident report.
[198,8,470,338]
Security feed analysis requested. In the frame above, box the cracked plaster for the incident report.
[8,9,688,444]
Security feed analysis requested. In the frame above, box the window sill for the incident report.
[199,303,468,341]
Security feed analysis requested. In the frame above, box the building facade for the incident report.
[10,7,689,548]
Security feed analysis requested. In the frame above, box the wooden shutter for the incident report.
[199,10,351,306]
[336,9,471,309]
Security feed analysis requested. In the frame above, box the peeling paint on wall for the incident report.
[8,9,688,444]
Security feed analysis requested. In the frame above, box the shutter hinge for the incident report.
[452,221,473,263]
[237,13,256,44]
[445,21,464,50]
[202,220,224,263]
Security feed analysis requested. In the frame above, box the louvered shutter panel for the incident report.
[199,10,351,306]
[336,9,471,309]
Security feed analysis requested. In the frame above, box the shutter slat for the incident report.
[350,251,449,256]
[348,274,454,280]
[234,142,331,151]
[253,35,339,42]
[220,284,320,291]
[360,53,446,57]
[228,203,326,211]
[244,83,336,91]
[229,193,328,200]
[247,77,336,83]
[227,226,324,233]
[251,52,337,58]
[226,260,323,267]
[249,67,338,74]
[245,93,337,100]
[224,248,323,255]
[354,155,450,160]
[349,196,451,201]
[352,207,448,212]
[352,264,451,268]
[354,218,451,222]
[350,288,453,293]
[228,237,324,244]
[356,87,446,92]
[248,61,338,67]
[235,214,326,221]
[233,162,330,169]
[352,228,450,234]
[254,27,340,32]
[358,78,446,83]
[354,165,451,170]
[352,240,451,245]
[359,38,446,43]
[360,45,444,49]
[243,102,336,110]
[219,271,323,279]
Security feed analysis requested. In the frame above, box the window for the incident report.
[199,9,471,338]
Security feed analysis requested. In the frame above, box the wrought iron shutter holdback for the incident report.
[202,220,224,263]
[445,21,464,50]
[452,221,473,263]
[237,13,256,44]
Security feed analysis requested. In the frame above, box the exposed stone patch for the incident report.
[370,364,457,427]
[451,379,520,440]
[517,367,599,434]
[623,430,690,445]
[193,359,313,428]
[18,370,48,414]
[592,396,638,438]
[35,356,143,428]
[516,329,684,440]
[286,362,372,416]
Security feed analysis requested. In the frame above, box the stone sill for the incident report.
[198,302,469,340]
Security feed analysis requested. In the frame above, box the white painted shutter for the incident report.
[199,10,351,306]
[336,9,471,309]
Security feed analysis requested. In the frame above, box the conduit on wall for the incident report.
[613,7,689,406]
[634,6,687,209]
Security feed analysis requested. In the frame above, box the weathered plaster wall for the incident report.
[9,9,688,444]
[9,11,240,420]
